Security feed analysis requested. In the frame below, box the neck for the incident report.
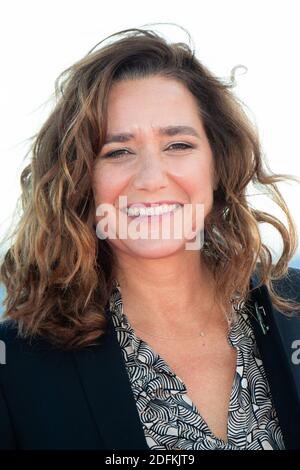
[114,250,221,337]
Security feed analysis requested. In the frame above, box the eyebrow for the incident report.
[103,125,201,145]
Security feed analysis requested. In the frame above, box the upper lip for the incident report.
[124,200,184,210]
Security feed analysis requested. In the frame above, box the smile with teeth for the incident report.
[125,203,182,217]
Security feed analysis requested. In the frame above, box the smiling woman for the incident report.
[0,26,300,451]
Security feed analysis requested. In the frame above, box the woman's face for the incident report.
[92,75,217,259]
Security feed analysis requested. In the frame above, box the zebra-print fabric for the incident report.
[109,280,285,450]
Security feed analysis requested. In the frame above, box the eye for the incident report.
[102,149,132,159]
[167,143,193,151]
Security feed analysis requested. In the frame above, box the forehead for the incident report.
[105,76,203,131]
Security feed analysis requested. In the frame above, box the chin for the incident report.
[113,237,189,259]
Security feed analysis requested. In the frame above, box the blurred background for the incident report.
[1,0,299,314]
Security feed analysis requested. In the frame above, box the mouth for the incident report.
[122,203,183,219]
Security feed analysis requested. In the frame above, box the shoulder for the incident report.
[0,318,53,354]
[0,318,19,344]
[0,318,71,386]
[0,319,24,364]
[252,265,300,300]
[271,266,300,298]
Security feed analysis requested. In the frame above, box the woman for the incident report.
[0,27,300,451]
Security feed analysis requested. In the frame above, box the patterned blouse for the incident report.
[109,280,285,450]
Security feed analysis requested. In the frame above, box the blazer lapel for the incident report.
[72,315,149,450]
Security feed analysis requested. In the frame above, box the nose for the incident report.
[132,150,169,192]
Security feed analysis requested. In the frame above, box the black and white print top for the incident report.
[109,280,285,450]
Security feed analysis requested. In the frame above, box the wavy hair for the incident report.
[1,26,300,349]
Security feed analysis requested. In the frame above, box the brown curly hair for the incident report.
[1,26,300,350]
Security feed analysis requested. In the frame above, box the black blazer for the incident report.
[0,267,300,450]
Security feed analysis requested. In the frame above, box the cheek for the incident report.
[176,160,214,197]
[177,161,215,224]
[92,165,125,206]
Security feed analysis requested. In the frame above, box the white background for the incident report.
[0,0,299,265]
